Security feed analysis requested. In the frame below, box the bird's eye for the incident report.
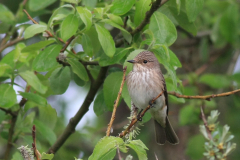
[143,60,148,64]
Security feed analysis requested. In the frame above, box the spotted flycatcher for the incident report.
[126,51,179,145]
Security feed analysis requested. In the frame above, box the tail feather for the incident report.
[165,116,179,144]
[154,117,179,145]
[154,120,166,145]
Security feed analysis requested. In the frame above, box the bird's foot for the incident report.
[149,100,156,108]
[137,109,143,121]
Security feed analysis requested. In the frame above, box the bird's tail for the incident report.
[154,116,179,145]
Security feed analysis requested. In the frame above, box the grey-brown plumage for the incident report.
[126,51,179,145]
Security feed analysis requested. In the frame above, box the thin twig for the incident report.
[4,115,17,159]
[60,35,76,53]
[0,107,16,116]
[168,89,240,101]
[200,106,212,140]
[119,91,164,138]
[32,125,41,160]
[0,37,24,53]
[106,66,127,136]
[117,147,122,160]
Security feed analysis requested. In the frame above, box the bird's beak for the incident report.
[127,60,136,63]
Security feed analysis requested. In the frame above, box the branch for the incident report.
[200,106,212,140]
[116,0,168,47]
[0,37,24,53]
[48,67,108,154]
[106,66,127,136]
[168,89,240,101]
[32,125,41,160]
[119,91,164,138]
[4,114,17,159]
[60,35,76,53]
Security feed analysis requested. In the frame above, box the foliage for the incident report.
[200,110,236,160]
[0,0,240,159]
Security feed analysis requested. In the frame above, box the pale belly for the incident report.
[127,71,167,126]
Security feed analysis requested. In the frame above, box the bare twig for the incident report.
[0,107,16,116]
[4,114,17,159]
[0,37,24,53]
[106,66,127,136]
[168,89,240,101]
[60,35,76,53]
[32,125,41,160]
[119,91,164,138]
[200,106,212,140]
[117,147,122,160]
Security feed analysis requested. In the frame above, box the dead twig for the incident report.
[168,89,240,101]
[106,66,127,136]
[200,106,212,140]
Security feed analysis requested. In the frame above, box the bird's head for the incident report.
[127,51,160,72]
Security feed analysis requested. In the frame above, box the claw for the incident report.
[137,109,143,121]
[149,100,156,108]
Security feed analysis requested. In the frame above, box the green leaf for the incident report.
[110,0,135,15]
[149,12,177,46]
[41,153,54,160]
[21,40,55,52]
[48,4,75,29]
[89,136,124,160]
[24,24,47,39]
[32,44,62,72]
[0,84,17,108]
[107,14,123,25]
[101,19,132,43]
[169,50,182,68]
[29,0,57,11]
[95,23,116,57]
[19,71,47,94]
[38,105,57,129]
[93,90,109,116]
[49,67,71,95]
[0,4,15,24]
[162,7,197,35]
[124,49,145,74]
[134,0,151,26]
[61,14,79,41]
[67,58,89,81]
[185,0,204,22]
[199,74,231,89]
[179,105,200,126]
[76,6,92,31]
[81,33,93,57]
[73,73,85,86]
[103,72,123,110]
[61,0,79,4]
[0,63,12,78]
[219,5,239,44]
[99,48,130,67]
[127,140,148,160]
[19,92,47,106]
[185,134,205,160]
[12,152,24,160]
[34,119,57,145]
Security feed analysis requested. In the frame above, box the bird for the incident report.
[126,50,179,145]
